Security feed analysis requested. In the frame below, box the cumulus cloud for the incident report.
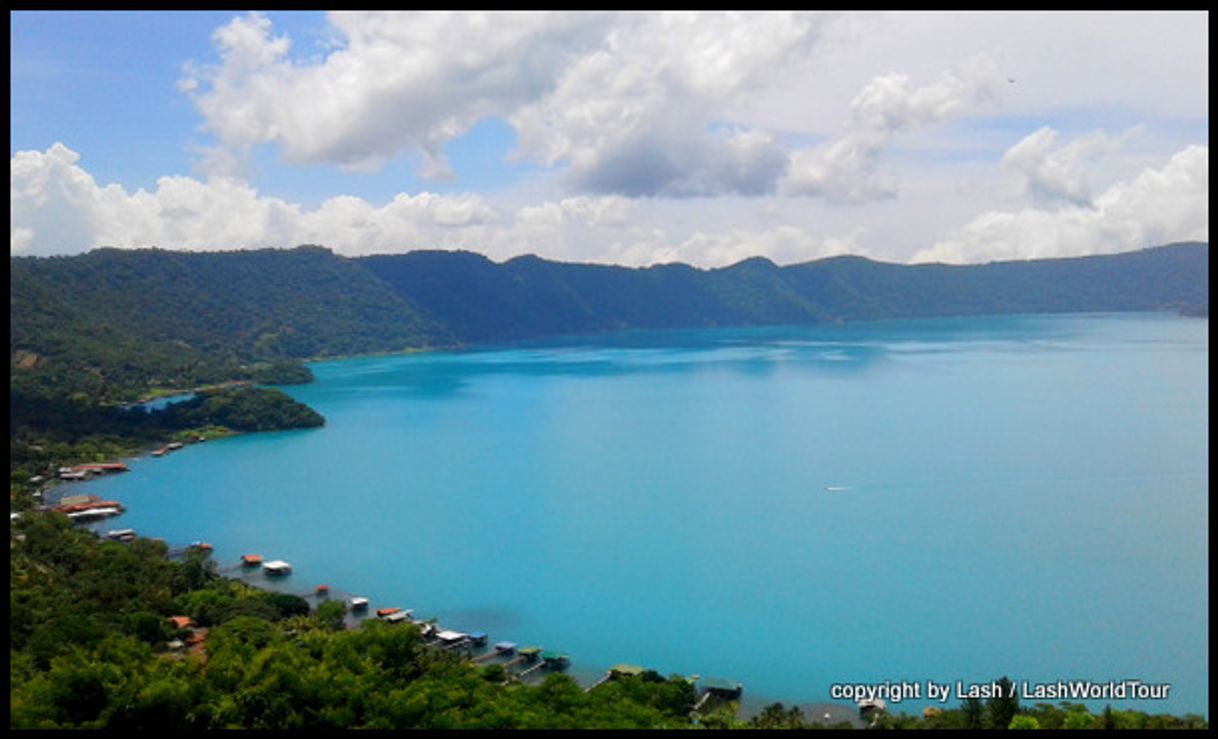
[782,55,1004,203]
[667,225,864,267]
[911,145,1208,264]
[10,143,500,257]
[509,12,825,196]
[182,11,609,176]
[182,11,828,196]
[11,143,873,268]
[1002,126,1136,206]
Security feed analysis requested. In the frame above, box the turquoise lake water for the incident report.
[75,313,1208,716]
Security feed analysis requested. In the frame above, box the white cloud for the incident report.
[509,12,826,196]
[11,143,877,268]
[782,54,1004,203]
[182,11,610,176]
[669,225,865,267]
[182,11,831,197]
[1002,126,1137,206]
[10,143,500,258]
[912,145,1208,264]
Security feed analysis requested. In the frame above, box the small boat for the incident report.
[106,528,137,541]
[65,507,122,521]
[167,442,184,450]
[151,447,168,457]
[381,610,411,623]
[376,607,402,618]
[191,541,213,552]
[262,560,292,575]
[825,486,851,492]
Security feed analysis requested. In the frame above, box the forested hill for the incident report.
[10,246,441,400]
[362,242,1208,342]
[10,241,1208,399]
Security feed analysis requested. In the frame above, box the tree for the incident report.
[961,696,985,729]
[1009,714,1040,729]
[1063,708,1096,730]
[480,664,507,683]
[314,600,346,631]
[987,676,1019,729]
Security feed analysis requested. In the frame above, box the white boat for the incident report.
[66,506,121,520]
[825,486,851,492]
[262,560,292,575]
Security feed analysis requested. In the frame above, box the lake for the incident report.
[74,312,1209,716]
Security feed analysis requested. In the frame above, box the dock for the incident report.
[141,536,748,703]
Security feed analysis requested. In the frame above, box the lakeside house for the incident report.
[436,630,468,647]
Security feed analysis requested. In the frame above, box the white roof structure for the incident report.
[436,630,467,642]
[347,597,369,607]
[262,560,292,572]
[66,507,120,519]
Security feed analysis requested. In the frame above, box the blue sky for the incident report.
[10,11,1208,266]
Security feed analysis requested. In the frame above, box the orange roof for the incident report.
[168,616,194,629]
[241,554,263,565]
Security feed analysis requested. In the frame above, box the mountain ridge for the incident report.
[10,241,1208,400]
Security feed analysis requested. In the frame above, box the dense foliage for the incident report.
[9,514,700,729]
[10,245,437,401]
[250,361,314,386]
[158,387,324,433]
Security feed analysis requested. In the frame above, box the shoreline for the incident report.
[54,445,865,725]
[22,312,1208,723]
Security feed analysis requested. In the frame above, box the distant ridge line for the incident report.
[10,242,1208,397]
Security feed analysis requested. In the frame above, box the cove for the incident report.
[73,312,1209,716]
